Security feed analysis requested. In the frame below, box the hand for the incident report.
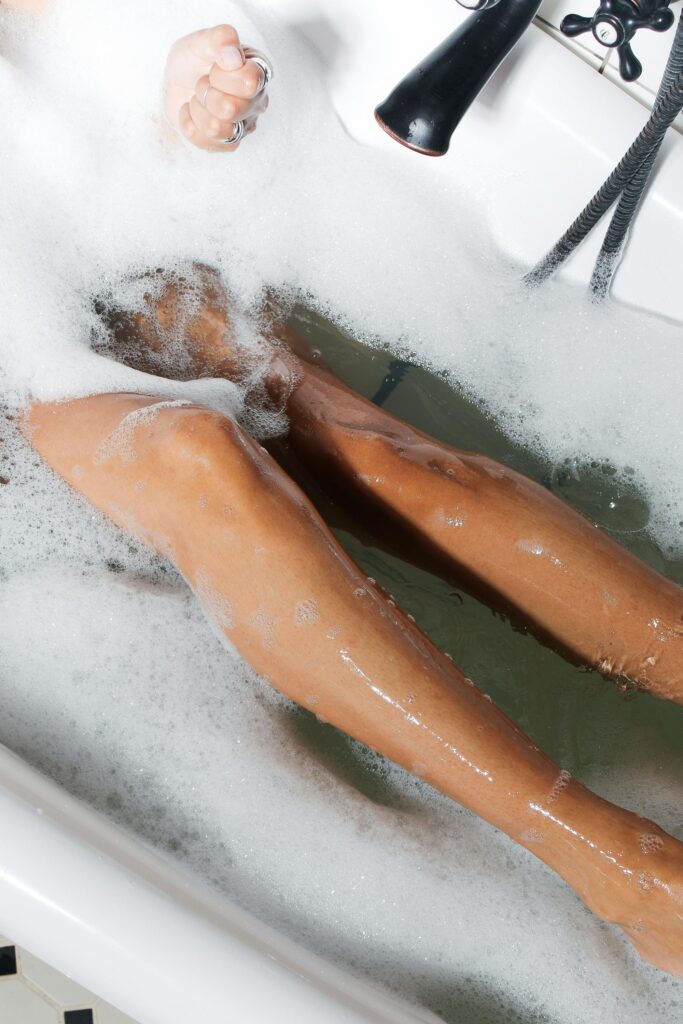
[164,24,271,153]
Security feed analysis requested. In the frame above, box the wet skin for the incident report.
[109,268,683,703]
[9,0,681,985]
[278,354,683,705]
[23,270,683,976]
[26,391,683,978]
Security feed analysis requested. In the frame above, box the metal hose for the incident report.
[590,10,683,299]
[524,63,683,287]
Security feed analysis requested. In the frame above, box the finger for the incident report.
[187,23,242,70]
[188,94,238,143]
[195,76,267,123]
[167,24,242,91]
[209,58,268,100]
[179,102,240,153]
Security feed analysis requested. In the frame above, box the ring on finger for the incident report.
[219,119,245,146]
[202,82,210,107]
[242,47,273,94]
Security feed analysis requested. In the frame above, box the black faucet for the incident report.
[375,0,544,156]
[375,0,678,156]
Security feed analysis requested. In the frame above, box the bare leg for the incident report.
[26,393,683,975]
[101,270,683,704]
[278,352,683,704]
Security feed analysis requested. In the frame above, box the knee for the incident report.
[152,403,293,508]
[151,404,250,474]
[160,405,320,533]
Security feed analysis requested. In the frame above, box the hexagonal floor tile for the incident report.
[19,950,93,1009]
[0,976,59,1023]
[93,998,139,1024]
[0,944,139,1024]
[0,946,18,977]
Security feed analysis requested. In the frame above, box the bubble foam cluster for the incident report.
[0,2,681,1022]
[0,0,680,546]
[1,424,681,1023]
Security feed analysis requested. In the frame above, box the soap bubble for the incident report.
[0,3,681,1022]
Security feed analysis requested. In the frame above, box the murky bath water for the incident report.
[283,303,683,833]
[0,1,680,1017]
[1,303,682,1024]
[275,306,683,1021]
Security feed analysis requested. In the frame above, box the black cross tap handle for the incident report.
[561,12,597,34]
[560,0,675,81]
[617,40,642,79]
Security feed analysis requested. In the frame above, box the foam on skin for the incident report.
[0,2,682,1022]
[0,439,681,1022]
[0,0,681,546]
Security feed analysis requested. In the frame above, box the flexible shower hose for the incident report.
[590,11,683,298]
[525,17,683,289]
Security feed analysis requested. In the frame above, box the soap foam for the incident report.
[0,2,682,1022]
[0,465,680,1023]
[0,0,681,548]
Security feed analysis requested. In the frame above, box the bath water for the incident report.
[2,306,682,1024]
[0,1,682,1021]
[284,308,683,775]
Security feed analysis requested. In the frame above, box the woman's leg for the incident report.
[26,392,683,975]
[277,351,683,705]
[102,269,683,704]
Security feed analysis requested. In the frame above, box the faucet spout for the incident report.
[375,0,543,156]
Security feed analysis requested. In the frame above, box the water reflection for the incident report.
[281,305,683,835]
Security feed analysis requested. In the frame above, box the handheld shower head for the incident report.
[375,0,543,156]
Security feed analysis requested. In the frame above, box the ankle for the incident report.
[524,787,676,924]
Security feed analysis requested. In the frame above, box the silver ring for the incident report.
[219,119,244,146]
[202,83,210,107]
[242,47,273,94]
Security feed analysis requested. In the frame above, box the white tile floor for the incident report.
[0,939,137,1024]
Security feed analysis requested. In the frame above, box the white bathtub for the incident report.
[0,2,680,1022]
